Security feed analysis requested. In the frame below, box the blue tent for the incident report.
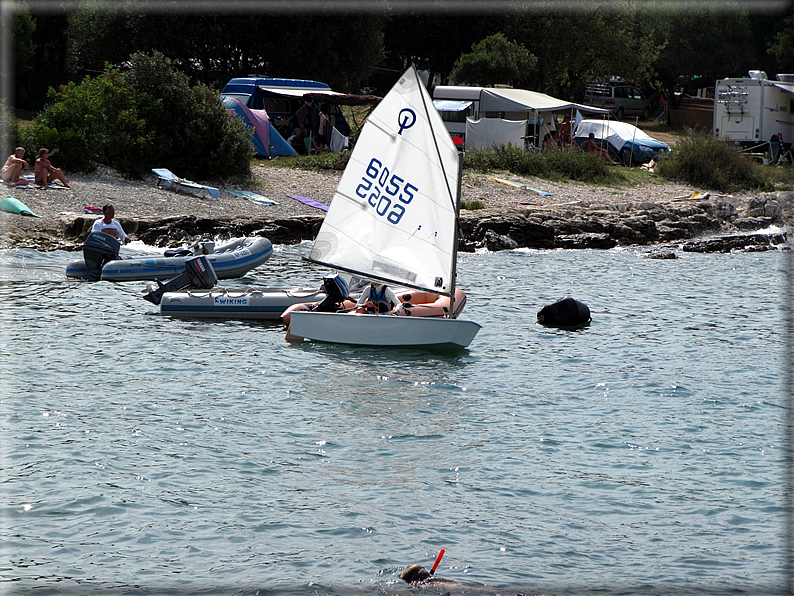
[222,95,297,157]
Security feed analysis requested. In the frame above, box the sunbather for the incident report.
[34,148,71,189]
[1,147,30,186]
[584,133,618,165]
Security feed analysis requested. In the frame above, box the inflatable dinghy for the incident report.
[537,297,591,329]
[65,233,273,281]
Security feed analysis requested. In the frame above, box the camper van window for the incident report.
[485,111,505,119]
[440,110,467,124]
[264,98,291,116]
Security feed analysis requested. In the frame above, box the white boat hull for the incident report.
[287,311,481,348]
[160,287,325,320]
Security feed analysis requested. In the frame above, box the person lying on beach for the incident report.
[34,148,72,189]
[1,147,30,186]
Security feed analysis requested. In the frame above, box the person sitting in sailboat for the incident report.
[354,281,401,314]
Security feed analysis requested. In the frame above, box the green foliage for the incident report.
[11,5,36,76]
[464,144,613,184]
[0,100,21,156]
[291,151,351,172]
[768,9,794,71]
[461,200,486,210]
[25,51,253,179]
[655,133,773,193]
[450,32,537,87]
[124,51,253,180]
[25,71,150,174]
[505,2,660,98]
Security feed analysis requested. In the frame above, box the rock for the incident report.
[646,250,677,259]
[481,230,518,251]
[682,232,787,253]
[554,232,617,249]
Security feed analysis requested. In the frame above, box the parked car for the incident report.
[573,119,671,166]
[582,84,653,120]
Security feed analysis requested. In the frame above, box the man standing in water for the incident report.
[92,204,131,244]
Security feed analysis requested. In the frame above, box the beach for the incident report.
[0,163,775,251]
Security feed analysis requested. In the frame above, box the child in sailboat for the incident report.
[355,281,400,314]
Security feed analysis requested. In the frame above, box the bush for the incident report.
[24,71,151,174]
[0,100,21,155]
[24,51,253,180]
[656,133,773,193]
[123,51,253,180]
[463,143,613,183]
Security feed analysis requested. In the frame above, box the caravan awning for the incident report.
[433,100,473,112]
[773,82,794,95]
[257,86,344,98]
[257,86,379,106]
[481,88,609,114]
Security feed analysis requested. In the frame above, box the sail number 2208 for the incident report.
[355,158,417,225]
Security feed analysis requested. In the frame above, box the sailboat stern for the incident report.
[286,311,481,348]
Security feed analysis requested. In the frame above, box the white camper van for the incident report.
[713,71,794,147]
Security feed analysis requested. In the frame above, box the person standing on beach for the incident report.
[1,147,30,186]
[92,204,131,244]
[34,148,71,189]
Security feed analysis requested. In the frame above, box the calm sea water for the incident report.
[0,241,790,596]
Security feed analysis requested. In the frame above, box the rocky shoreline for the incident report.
[1,164,791,254]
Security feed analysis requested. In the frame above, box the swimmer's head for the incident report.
[400,564,431,584]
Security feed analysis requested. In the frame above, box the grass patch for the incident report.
[253,151,350,172]
[461,200,486,210]
[464,143,617,185]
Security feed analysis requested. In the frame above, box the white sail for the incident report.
[308,66,460,294]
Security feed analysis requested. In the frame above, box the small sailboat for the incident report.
[286,66,481,348]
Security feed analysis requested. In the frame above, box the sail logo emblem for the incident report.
[397,109,416,135]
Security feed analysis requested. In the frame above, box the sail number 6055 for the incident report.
[355,158,418,225]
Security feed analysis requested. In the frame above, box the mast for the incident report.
[447,152,463,319]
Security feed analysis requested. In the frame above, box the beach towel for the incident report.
[84,205,103,214]
[0,196,39,217]
[330,126,349,153]
[489,177,553,196]
[286,194,329,212]
[226,189,278,206]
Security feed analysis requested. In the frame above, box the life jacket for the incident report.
[370,285,391,313]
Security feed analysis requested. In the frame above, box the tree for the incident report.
[27,51,253,179]
[649,4,755,108]
[505,2,659,98]
[10,4,36,76]
[450,33,537,87]
[66,6,136,73]
[383,13,507,86]
[768,8,794,72]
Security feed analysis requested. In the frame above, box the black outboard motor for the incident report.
[82,232,121,281]
[143,255,218,305]
[537,297,591,329]
[313,274,350,312]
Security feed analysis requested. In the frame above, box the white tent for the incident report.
[465,117,527,151]
[433,85,608,150]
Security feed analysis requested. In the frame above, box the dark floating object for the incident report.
[646,250,677,259]
[537,297,591,329]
